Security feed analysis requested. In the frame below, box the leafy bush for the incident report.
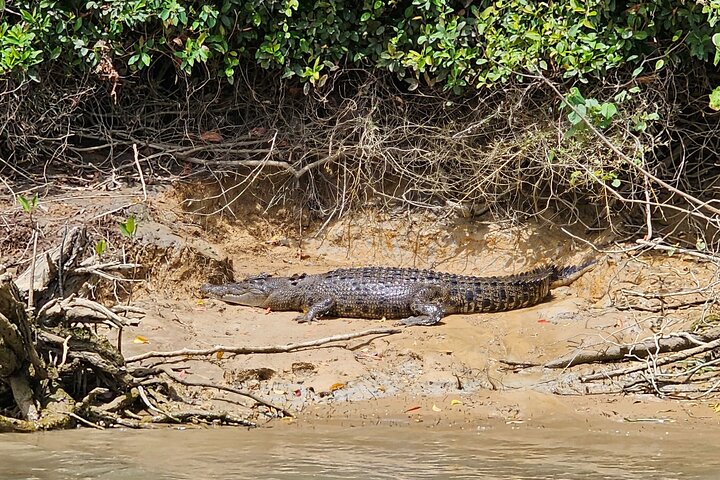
[1,1,719,91]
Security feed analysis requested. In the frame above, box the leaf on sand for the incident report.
[450,399,462,406]
[196,299,205,306]
[216,350,224,360]
[712,403,720,414]
[405,405,421,413]
[432,404,441,412]
[537,319,550,324]
[133,335,150,344]
[330,382,345,392]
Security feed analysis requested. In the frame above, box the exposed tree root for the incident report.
[0,227,407,430]
[0,229,268,431]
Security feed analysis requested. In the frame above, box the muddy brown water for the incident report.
[2,420,719,479]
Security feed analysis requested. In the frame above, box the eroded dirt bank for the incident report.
[2,183,719,428]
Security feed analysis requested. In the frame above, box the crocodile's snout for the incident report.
[200,283,270,307]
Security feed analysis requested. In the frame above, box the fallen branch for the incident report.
[125,326,402,363]
[149,410,255,427]
[580,334,720,382]
[545,328,720,369]
[69,297,127,328]
[86,407,255,428]
[159,366,293,418]
[615,299,712,313]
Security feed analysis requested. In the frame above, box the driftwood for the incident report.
[539,323,720,399]
[0,226,274,430]
[126,327,403,363]
[0,269,64,431]
[14,227,89,307]
[579,333,720,383]
[545,328,720,369]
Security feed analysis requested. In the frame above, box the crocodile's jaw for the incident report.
[201,275,294,308]
[215,291,269,307]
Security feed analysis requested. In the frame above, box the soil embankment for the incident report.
[1,183,719,428]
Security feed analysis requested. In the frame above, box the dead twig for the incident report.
[133,143,148,202]
[68,412,105,430]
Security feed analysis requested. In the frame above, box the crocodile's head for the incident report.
[201,273,287,307]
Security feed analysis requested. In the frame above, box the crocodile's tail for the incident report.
[550,258,597,288]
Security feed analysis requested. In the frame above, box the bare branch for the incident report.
[126,327,402,362]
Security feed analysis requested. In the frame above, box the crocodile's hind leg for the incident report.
[399,286,446,326]
[294,297,335,323]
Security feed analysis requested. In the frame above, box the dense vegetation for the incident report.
[4,1,720,89]
[1,1,719,249]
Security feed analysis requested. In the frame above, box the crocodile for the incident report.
[200,262,594,326]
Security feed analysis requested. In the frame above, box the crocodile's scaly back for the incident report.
[314,266,556,314]
[201,262,594,326]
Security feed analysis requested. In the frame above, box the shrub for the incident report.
[1,1,719,91]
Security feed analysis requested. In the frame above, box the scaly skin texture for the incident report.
[201,263,593,326]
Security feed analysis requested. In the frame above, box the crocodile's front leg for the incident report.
[399,286,446,326]
[294,297,335,323]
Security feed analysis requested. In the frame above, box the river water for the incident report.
[1,419,718,479]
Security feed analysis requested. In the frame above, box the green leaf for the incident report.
[600,102,617,119]
[566,87,585,106]
[17,193,38,213]
[713,33,720,47]
[568,110,583,125]
[567,103,586,125]
[611,178,621,188]
[119,215,137,237]
[17,195,30,212]
[654,59,664,71]
[361,12,372,21]
[95,239,107,256]
[710,86,720,111]
[632,66,643,78]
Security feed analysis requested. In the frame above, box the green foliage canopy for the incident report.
[1,0,719,91]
